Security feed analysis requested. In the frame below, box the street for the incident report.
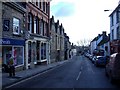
[6,55,120,88]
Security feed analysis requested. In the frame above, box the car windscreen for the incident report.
[97,57,105,60]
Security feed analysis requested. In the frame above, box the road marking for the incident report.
[76,71,81,81]
[76,66,82,81]
[5,63,66,89]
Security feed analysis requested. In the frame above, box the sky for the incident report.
[50,0,119,45]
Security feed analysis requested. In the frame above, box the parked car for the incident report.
[84,53,90,58]
[92,56,97,63]
[94,56,107,67]
[105,53,120,83]
[88,55,93,60]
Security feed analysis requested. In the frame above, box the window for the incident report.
[44,22,46,36]
[41,43,46,60]
[46,2,49,14]
[13,46,24,66]
[112,29,114,40]
[46,2,48,14]
[28,41,31,63]
[110,15,114,26]
[117,27,120,39]
[28,13,33,33]
[39,2,41,9]
[46,22,48,36]
[13,18,20,35]
[36,41,40,60]
[36,1,38,6]
[40,19,43,36]
[3,19,10,31]
[116,11,119,23]
[34,17,37,34]
[43,2,45,12]
[36,17,39,34]
[43,20,44,36]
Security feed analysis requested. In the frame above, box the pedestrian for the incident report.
[8,56,15,77]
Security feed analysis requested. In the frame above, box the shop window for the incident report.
[28,41,31,63]
[36,41,40,60]
[2,46,12,65]
[13,17,20,35]
[43,43,46,59]
[13,47,24,66]
[41,43,46,60]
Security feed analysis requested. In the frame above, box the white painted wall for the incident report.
[90,40,97,55]
[110,8,120,41]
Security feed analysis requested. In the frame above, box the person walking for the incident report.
[8,56,15,77]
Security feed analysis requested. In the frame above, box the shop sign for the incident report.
[0,38,25,45]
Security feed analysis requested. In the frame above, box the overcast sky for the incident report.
[50,0,119,45]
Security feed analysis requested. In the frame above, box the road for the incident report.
[6,55,120,88]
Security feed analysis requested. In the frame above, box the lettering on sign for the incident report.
[0,39,11,45]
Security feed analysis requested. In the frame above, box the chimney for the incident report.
[102,31,106,36]
[98,34,101,37]
[57,20,59,24]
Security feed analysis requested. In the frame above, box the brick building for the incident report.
[25,1,50,69]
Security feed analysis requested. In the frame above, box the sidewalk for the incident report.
[2,60,69,89]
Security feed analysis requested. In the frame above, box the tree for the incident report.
[77,39,92,47]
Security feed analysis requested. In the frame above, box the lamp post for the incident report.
[104,10,112,12]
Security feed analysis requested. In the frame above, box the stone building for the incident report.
[50,16,57,63]
[64,33,71,60]
[1,2,26,71]
[50,16,65,62]
[59,24,65,61]
[54,20,61,61]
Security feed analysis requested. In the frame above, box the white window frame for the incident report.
[13,17,20,35]
[28,14,32,33]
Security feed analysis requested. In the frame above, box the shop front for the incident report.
[25,38,50,69]
[1,38,25,71]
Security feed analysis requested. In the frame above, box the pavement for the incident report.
[1,59,70,89]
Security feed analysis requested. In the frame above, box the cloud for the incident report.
[51,2,75,17]
[50,0,119,45]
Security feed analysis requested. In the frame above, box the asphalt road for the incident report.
[6,55,120,88]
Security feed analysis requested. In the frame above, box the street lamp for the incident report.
[104,10,113,12]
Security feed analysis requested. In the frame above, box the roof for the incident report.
[91,34,102,42]
[97,37,109,46]
[109,4,120,17]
